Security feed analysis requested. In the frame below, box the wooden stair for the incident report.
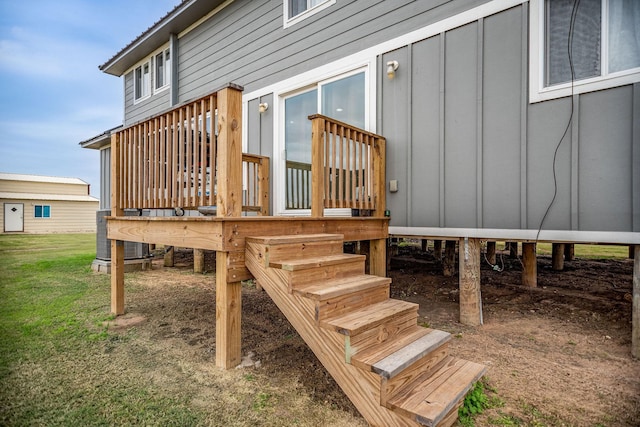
[245,234,486,427]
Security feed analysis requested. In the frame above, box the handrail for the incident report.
[112,86,269,216]
[309,114,386,217]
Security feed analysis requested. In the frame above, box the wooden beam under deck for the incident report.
[108,215,389,283]
[107,216,389,251]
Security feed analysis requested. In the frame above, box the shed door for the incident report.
[4,203,24,232]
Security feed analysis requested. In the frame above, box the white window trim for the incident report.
[133,59,152,104]
[529,0,640,103]
[283,0,336,29]
[274,65,373,217]
[154,48,171,93]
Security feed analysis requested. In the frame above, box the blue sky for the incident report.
[0,0,180,198]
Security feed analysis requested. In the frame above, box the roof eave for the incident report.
[79,126,123,150]
[100,0,226,77]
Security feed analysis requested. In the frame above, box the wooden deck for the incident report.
[107,83,390,369]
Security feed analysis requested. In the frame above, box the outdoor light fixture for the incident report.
[258,102,269,113]
[386,60,399,80]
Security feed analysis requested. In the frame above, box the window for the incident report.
[530,0,640,102]
[155,49,171,90]
[284,0,335,27]
[282,70,366,210]
[34,205,50,218]
[134,61,151,101]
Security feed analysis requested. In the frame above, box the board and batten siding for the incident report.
[124,0,491,124]
[380,3,640,233]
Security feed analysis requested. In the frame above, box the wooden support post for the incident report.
[310,116,325,218]
[443,240,456,277]
[110,133,125,315]
[215,85,243,369]
[564,243,575,261]
[433,240,442,260]
[215,252,242,369]
[111,239,125,315]
[552,243,565,271]
[633,245,639,358]
[522,243,537,287]
[216,86,243,219]
[164,246,174,267]
[421,239,428,252]
[459,238,482,326]
[630,245,635,260]
[486,241,496,265]
[194,248,205,273]
[370,238,387,278]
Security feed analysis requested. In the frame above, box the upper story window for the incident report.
[134,61,151,101]
[283,0,335,28]
[155,48,171,91]
[530,0,640,102]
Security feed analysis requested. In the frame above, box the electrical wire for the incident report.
[536,0,581,243]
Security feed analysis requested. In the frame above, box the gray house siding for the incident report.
[124,71,171,125]
[124,0,491,124]
[380,3,639,233]
[117,0,638,235]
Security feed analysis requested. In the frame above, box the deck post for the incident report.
[486,241,496,265]
[216,252,242,368]
[632,245,639,358]
[522,243,537,287]
[194,249,205,273]
[433,240,442,260]
[110,133,125,315]
[443,240,456,277]
[459,238,482,326]
[372,136,386,218]
[215,86,244,369]
[421,239,427,252]
[164,246,174,267]
[310,116,325,218]
[552,243,565,271]
[564,243,575,261]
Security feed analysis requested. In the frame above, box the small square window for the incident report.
[34,205,50,218]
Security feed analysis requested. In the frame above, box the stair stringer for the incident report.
[245,241,419,427]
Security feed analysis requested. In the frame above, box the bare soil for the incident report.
[117,245,639,426]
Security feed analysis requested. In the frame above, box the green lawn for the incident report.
[0,234,203,426]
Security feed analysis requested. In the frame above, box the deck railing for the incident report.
[309,114,386,217]
[285,160,312,209]
[111,86,269,215]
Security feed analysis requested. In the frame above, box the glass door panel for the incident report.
[285,89,317,209]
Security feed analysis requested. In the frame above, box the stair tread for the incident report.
[271,253,366,271]
[324,299,418,336]
[246,234,344,245]
[352,327,450,376]
[373,329,451,379]
[294,275,391,301]
[387,356,487,427]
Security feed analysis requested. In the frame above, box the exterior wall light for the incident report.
[258,102,269,113]
[386,60,399,80]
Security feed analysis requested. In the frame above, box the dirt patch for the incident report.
[120,246,639,426]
